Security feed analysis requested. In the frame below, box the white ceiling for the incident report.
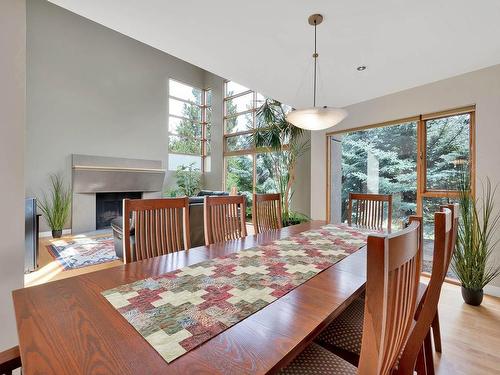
[48,0,500,108]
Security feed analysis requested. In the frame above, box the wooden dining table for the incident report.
[12,221,368,374]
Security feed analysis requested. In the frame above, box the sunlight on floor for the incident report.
[24,229,121,288]
[24,259,64,286]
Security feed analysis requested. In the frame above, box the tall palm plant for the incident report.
[252,99,310,224]
[452,171,500,304]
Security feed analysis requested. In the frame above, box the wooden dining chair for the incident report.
[280,216,422,375]
[419,203,459,355]
[204,195,247,245]
[312,207,456,375]
[122,197,190,263]
[347,193,393,231]
[398,207,454,375]
[252,193,282,234]
[0,346,21,375]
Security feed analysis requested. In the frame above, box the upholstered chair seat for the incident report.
[315,282,429,362]
[278,343,357,375]
[315,296,364,359]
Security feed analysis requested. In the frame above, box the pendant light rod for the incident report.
[313,21,317,107]
[308,14,323,107]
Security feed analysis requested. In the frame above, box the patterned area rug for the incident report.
[102,224,374,363]
[48,234,118,270]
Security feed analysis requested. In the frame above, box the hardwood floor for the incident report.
[24,232,122,287]
[427,278,500,375]
[23,236,500,374]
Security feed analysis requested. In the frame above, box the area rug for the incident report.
[102,224,375,363]
[48,234,119,270]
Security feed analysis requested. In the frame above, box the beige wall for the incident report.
[26,0,226,232]
[291,132,311,216]
[311,63,500,291]
[26,0,311,234]
[202,73,225,191]
[0,0,26,350]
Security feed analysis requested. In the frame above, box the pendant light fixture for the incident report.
[286,14,347,131]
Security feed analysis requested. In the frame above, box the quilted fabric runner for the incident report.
[102,224,373,363]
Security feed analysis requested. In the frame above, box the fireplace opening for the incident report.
[96,192,142,229]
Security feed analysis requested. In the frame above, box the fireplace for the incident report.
[95,192,142,229]
[71,155,165,233]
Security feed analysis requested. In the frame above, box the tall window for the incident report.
[328,106,475,277]
[168,79,211,172]
[223,81,292,206]
[223,81,266,201]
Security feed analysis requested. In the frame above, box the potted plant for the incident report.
[175,163,202,197]
[452,175,500,306]
[251,99,310,226]
[38,174,71,238]
[164,163,202,197]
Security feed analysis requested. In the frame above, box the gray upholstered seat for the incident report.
[315,296,365,356]
[279,343,357,375]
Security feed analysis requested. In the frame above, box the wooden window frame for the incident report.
[222,81,260,192]
[325,105,476,222]
[417,107,475,215]
[222,81,291,192]
[168,79,211,172]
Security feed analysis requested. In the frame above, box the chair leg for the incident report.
[432,309,442,353]
[424,331,435,375]
[416,346,428,375]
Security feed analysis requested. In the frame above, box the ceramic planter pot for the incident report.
[52,229,63,239]
[461,286,484,306]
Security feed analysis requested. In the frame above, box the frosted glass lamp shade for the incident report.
[286,107,348,131]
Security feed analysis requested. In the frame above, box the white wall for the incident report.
[311,63,500,290]
[0,0,26,350]
[26,0,225,231]
[290,132,311,216]
[202,73,224,191]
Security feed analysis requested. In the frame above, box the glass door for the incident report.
[328,106,475,278]
[329,120,418,230]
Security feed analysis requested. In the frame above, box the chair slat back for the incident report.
[358,216,422,375]
[440,203,459,279]
[397,208,454,374]
[252,193,282,234]
[348,193,393,231]
[123,197,190,263]
[204,195,247,245]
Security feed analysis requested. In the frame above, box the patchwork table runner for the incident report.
[102,224,373,363]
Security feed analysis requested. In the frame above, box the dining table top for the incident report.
[12,220,368,375]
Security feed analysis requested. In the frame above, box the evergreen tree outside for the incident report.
[339,114,470,239]
[224,89,297,212]
[340,121,418,228]
[225,88,254,201]
[169,88,203,155]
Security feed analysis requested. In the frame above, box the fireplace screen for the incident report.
[96,192,142,229]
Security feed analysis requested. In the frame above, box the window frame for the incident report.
[222,81,292,193]
[168,78,211,172]
[325,105,476,221]
[222,81,259,192]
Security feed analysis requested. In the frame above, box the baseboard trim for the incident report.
[484,284,500,298]
[39,229,72,238]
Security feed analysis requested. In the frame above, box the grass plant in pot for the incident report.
[38,174,71,239]
[452,175,500,306]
